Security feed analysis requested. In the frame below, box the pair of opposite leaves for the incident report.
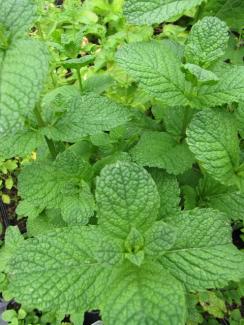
[7,161,244,325]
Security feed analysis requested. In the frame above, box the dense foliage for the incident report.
[0,0,243,325]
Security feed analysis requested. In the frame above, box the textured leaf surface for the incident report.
[60,182,95,225]
[185,17,229,67]
[131,131,194,175]
[124,0,204,25]
[187,110,239,186]
[152,105,194,141]
[18,162,66,210]
[0,0,36,37]
[183,63,219,83]
[196,65,244,107]
[0,40,49,133]
[9,227,121,312]
[144,221,176,257]
[96,161,160,239]
[161,209,244,290]
[0,226,23,272]
[102,262,186,325]
[43,94,131,142]
[0,129,44,158]
[18,146,92,216]
[200,0,244,30]
[150,168,181,219]
[207,191,244,222]
[197,176,244,222]
[116,40,190,106]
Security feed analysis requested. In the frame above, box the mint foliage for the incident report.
[0,0,49,133]
[0,1,244,324]
[124,0,205,25]
[8,162,244,324]
[184,17,229,67]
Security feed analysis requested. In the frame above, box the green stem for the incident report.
[34,106,57,159]
[76,68,83,92]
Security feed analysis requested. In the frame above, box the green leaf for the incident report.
[183,63,219,83]
[144,221,176,257]
[60,181,95,225]
[185,17,229,67]
[18,146,93,217]
[150,168,181,219]
[124,0,204,25]
[196,64,244,107]
[8,226,121,312]
[152,105,194,142]
[235,103,244,138]
[187,109,240,186]
[0,39,49,133]
[62,55,95,69]
[102,262,186,325]
[0,129,44,159]
[27,209,66,236]
[116,40,190,106]
[42,93,131,142]
[161,208,244,290]
[197,176,244,222]
[131,131,194,175]
[96,161,160,239]
[124,227,144,253]
[200,0,244,30]
[0,226,23,272]
[0,0,36,38]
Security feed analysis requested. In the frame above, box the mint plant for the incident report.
[0,0,244,324]
[8,162,244,324]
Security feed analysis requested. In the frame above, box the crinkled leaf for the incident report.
[0,0,36,38]
[144,221,176,257]
[0,129,44,159]
[195,64,244,107]
[197,176,244,222]
[200,0,244,30]
[8,227,121,312]
[185,17,229,67]
[161,208,244,290]
[150,168,181,219]
[60,182,95,225]
[0,40,49,133]
[18,162,67,210]
[131,131,194,175]
[116,40,191,106]
[102,262,186,325]
[42,93,131,142]
[187,109,240,186]
[0,226,23,272]
[27,209,66,236]
[18,146,92,214]
[124,0,204,25]
[96,161,160,239]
